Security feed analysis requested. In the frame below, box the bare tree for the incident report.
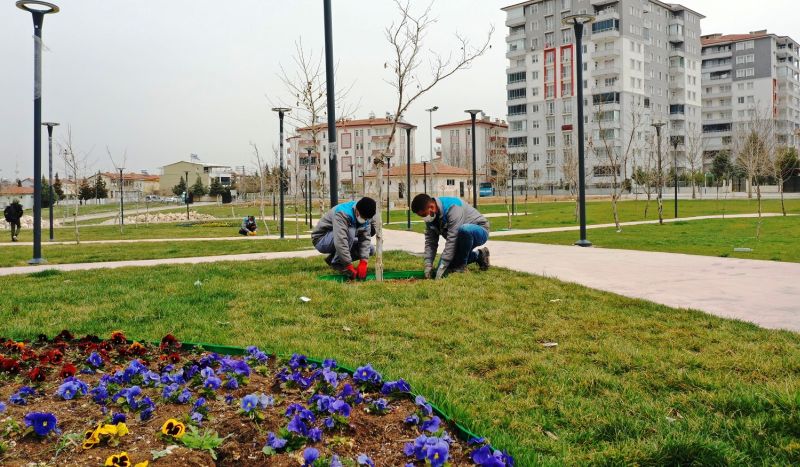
[373,0,493,280]
[732,105,775,237]
[561,143,579,221]
[250,142,272,236]
[593,101,645,231]
[106,146,128,232]
[684,127,706,199]
[773,146,799,216]
[58,126,92,244]
[488,151,510,228]
[271,39,359,219]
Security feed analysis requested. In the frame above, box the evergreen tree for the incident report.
[208,177,225,196]
[94,175,109,199]
[191,175,207,197]
[78,178,94,203]
[40,176,53,208]
[172,176,187,196]
[53,173,65,201]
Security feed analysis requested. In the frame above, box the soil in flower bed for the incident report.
[0,331,510,466]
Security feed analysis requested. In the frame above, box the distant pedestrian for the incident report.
[239,216,258,236]
[3,199,23,242]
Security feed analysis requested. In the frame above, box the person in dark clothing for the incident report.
[411,193,490,279]
[3,199,23,242]
[239,216,258,236]
[311,197,377,280]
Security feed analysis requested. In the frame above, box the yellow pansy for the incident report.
[104,452,131,467]
[160,418,186,439]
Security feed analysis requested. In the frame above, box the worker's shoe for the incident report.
[324,253,335,266]
[12,236,18,242]
[477,247,490,271]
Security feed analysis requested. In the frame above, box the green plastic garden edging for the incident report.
[318,270,426,282]
[177,340,482,443]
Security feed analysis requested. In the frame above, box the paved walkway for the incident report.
[491,212,793,237]
[1,227,797,332]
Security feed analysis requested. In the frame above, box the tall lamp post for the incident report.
[510,154,516,215]
[271,107,291,239]
[405,126,413,229]
[42,121,59,241]
[671,136,681,218]
[305,147,313,228]
[651,122,666,225]
[563,13,595,247]
[464,109,482,207]
[386,158,391,223]
[425,106,438,194]
[18,0,59,264]
[323,0,338,207]
[184,170,190,220]
[118,168,125,227]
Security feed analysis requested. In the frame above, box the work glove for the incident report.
[435,263,448,280]
[356,260,368,280]
[345,264,358,280]
[424,264,433,279]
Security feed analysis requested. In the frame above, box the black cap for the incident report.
[355,197,377,219]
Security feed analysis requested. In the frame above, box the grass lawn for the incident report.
[386,198,800,233]
[496,216,800,263]
[0,238,311,267]
[1,219,309,243]
[1,252,798,465]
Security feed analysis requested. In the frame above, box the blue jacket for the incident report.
[311,200,374,264]
[423,197,489,267]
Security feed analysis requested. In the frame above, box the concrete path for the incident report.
[381,230,800,332]
[1,226,797,332]
[491,212,793,237]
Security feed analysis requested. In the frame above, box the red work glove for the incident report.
[357,260,368,280]
[345,264,358,280]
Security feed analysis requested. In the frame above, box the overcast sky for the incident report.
[1,0,797,180]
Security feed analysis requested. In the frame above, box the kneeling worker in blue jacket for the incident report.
[311,197,377,280]
[411,193,490,280]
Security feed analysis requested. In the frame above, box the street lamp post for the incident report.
[405,126,412,229]
[272,107,291,239]
[305,147,313,228]
[652,122,666,225]
[118,168,125,227]
[510,155,516,215]
[464,109,482,207]
[184,170,190,220]
[42,121,59,241]
[563,13,595,247]
[18,0,59,264]
[671,136,680,218]
[425,106,438,194]
[386,158,391,224]
[323,0,338,207]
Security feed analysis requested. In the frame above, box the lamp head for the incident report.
[16,1,59,14]
[562,13,595,27]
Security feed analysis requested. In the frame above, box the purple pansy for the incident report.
[23,412,58,436]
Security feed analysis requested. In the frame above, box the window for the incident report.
[737,97,745,104]
[508,136,527,147]
[546,117,556,131]
[532,87,540,96]
[531,104,540,113]
[508,88,527,100]
[510,120,527,131]
[531,120,540,129]
[532,136,540,145]
[508,104,527,115]
[546,101,556,115]
[446,179,455,186]
[563,100,573,114]
[531,71,539,80]
[547,134,556,147]
[508,72,526,83]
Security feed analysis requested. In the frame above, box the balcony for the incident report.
[592,47,621,60]
[592,27,620,41]
[505,14,525,28]
[669,78,686,90]
[591,83,620,95]
[371,135,391,142]
[595,8,620,20]
[506,31,526,43]
[592,65,621,77]
[298,139,317,147]
[701,48,731,60]
[506,47,526,59]
[701,62,731,74]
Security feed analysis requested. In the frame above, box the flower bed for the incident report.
[0,331,514,466]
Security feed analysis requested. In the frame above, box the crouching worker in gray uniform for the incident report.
[411,193,490,280]
[311,197,377,280]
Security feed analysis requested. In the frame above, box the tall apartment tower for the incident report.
[502,0,703,189]
[701,31,800,163]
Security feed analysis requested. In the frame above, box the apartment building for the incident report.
[287,116,416,196]
[434,116,508,186]
[701,31,800,163]
[503,0,703,189]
